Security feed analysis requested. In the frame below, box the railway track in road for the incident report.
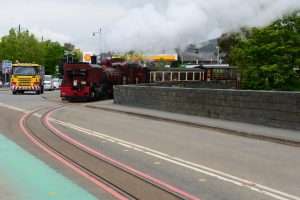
[20,104,199,200]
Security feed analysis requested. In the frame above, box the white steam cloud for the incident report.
[104,0,300,53]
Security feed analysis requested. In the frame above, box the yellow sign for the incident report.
[82,52,93,63]
[84,54,91,62]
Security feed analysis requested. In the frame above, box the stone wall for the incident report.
[114,85,300,130]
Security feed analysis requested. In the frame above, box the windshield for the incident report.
[45,76,52,81]
[53,78,60,83]
[13,67,38,76]
[66,69,86,77]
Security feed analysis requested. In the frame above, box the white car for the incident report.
[53,78,62,89]
[43,75,54,91]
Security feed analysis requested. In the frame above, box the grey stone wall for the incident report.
[114,85,300,130]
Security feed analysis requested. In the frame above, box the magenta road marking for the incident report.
[19,107,128,200]
[46,110,200,200]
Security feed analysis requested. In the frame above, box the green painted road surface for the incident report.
[0,134,98,200]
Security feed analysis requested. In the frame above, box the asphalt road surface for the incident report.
[1,89,300,200]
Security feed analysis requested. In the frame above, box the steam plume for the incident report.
[104,0,300,53]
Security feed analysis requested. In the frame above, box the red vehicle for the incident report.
[60,62,122,101]
[61,58,238,101]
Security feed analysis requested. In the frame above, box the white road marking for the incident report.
[51,119,300,200]
[0,102,299,200]
[33,113,42,118]
[118,142,133,149]
[0,103,29,113]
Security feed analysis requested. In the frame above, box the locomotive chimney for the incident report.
[91,56,97,64]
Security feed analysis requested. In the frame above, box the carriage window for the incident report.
[172,72,179,81]
[164,72,171,81]
[156,72,163,81]
[229,69,237,78]
[187,73,193,81]
[212,69,220,78]
[180,72,185,81]
[195,73,200,80]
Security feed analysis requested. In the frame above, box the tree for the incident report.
[42,40,65,75]
[218,33,239,64]
[228,11,300,90]
[0,29,44,64]
[74,49,83,62]
[156,58,167,68]
[170,56,182,68]
[0,29,82,76]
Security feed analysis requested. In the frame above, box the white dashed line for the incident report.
[0,102,299,200]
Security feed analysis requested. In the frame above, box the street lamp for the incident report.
[216,46,220,64]
[14,24,29,34]
[93,28,102,59]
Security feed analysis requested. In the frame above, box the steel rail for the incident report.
[20,105,129,200]
[21,105,198,200]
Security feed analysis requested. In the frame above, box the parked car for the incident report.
[43,75,54,91]
[53,78,62,89]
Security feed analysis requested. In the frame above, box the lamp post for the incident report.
[216,46,220,64]
[93,28,102,59]
[15,24,29,34]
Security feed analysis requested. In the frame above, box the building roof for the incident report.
[180,51,218,62]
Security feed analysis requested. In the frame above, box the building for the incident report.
[179,51,225,65]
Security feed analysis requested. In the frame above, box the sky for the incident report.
[0,0,299,54]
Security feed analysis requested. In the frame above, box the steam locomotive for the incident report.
[60,58,146,101]
[60,58,237,101]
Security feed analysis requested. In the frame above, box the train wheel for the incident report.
[12,91,17,95]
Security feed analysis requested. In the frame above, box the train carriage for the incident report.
[148,68,206,83]
[60,58,238,101]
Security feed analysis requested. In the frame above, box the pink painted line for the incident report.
[19,108,128,200]
[46,110,200,200]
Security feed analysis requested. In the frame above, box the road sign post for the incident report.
[2,60,12,86]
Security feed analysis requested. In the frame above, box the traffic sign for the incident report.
[2,60,12,74]
[64,51,75,56]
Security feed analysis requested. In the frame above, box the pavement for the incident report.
[86,100,300,147]
[0,134,98,200]
[0,86,10,91]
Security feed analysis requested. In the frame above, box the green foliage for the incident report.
[42,40,65,75]
[0,29,81,76]
[226,11,300,91]
[170,56,182,68]
[218,33,240,64]
[74,49,83,62]
[156,58,167,68]
[0,29,44,64]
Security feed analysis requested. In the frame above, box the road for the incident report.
[0,89,300,200]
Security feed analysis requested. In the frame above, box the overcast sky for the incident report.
[1,0,299,54]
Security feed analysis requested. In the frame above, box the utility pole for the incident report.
[93,28,102,59]
[216,46,220,64]
[15,24,28,34]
